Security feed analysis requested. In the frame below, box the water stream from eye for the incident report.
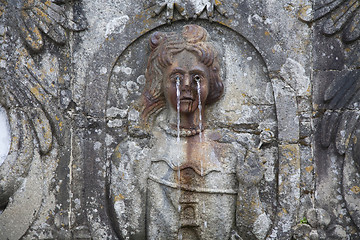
[176,78,182,240]
[176,78,181,143]
[176,78,181,190]
[197,81,202,142]
[197,81,207,231]
[197,81,203,177]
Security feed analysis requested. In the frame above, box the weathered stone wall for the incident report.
[0,0,359,239]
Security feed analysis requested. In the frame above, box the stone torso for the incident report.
[146,128,241,240]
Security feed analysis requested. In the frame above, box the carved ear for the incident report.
[150,32,165,50]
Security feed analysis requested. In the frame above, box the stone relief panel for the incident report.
[81,1,315,239]
[107,23,278,240]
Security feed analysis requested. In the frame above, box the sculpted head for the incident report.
[140,25,224,122]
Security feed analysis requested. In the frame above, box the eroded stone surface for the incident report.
[0,0,359,239]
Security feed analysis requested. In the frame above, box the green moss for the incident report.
[300,217,308,224]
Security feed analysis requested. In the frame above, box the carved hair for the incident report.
[140,24,224,122]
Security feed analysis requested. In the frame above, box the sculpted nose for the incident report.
[182,74,191,88]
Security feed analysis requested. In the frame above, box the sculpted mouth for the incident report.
[180,96,194,101]
[180,97,194,102]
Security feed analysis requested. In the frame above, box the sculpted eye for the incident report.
[172,73,183,83]
[193,74,201,82]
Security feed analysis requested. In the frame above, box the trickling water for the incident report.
[196,81,204,176]
[176,77,181,187]
[176,77,182,239]
[196,81,202,142]
[176,77,181,142]
[198,81,207,233]
[176,77,181,204]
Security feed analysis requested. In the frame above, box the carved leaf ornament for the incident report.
[298,1,360,157]
[0,0,86,225]
[320,70,360,170]
[299,0,360,172]
[298,0,360,233]
[0,0,86,157]
[299,0,360,43]
[151,0,228,21]
[3,0,87,51]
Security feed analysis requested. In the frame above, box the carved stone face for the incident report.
[163,50,210,114]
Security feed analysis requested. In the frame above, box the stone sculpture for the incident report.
[110,24,273,240]
[4,0,360,239]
